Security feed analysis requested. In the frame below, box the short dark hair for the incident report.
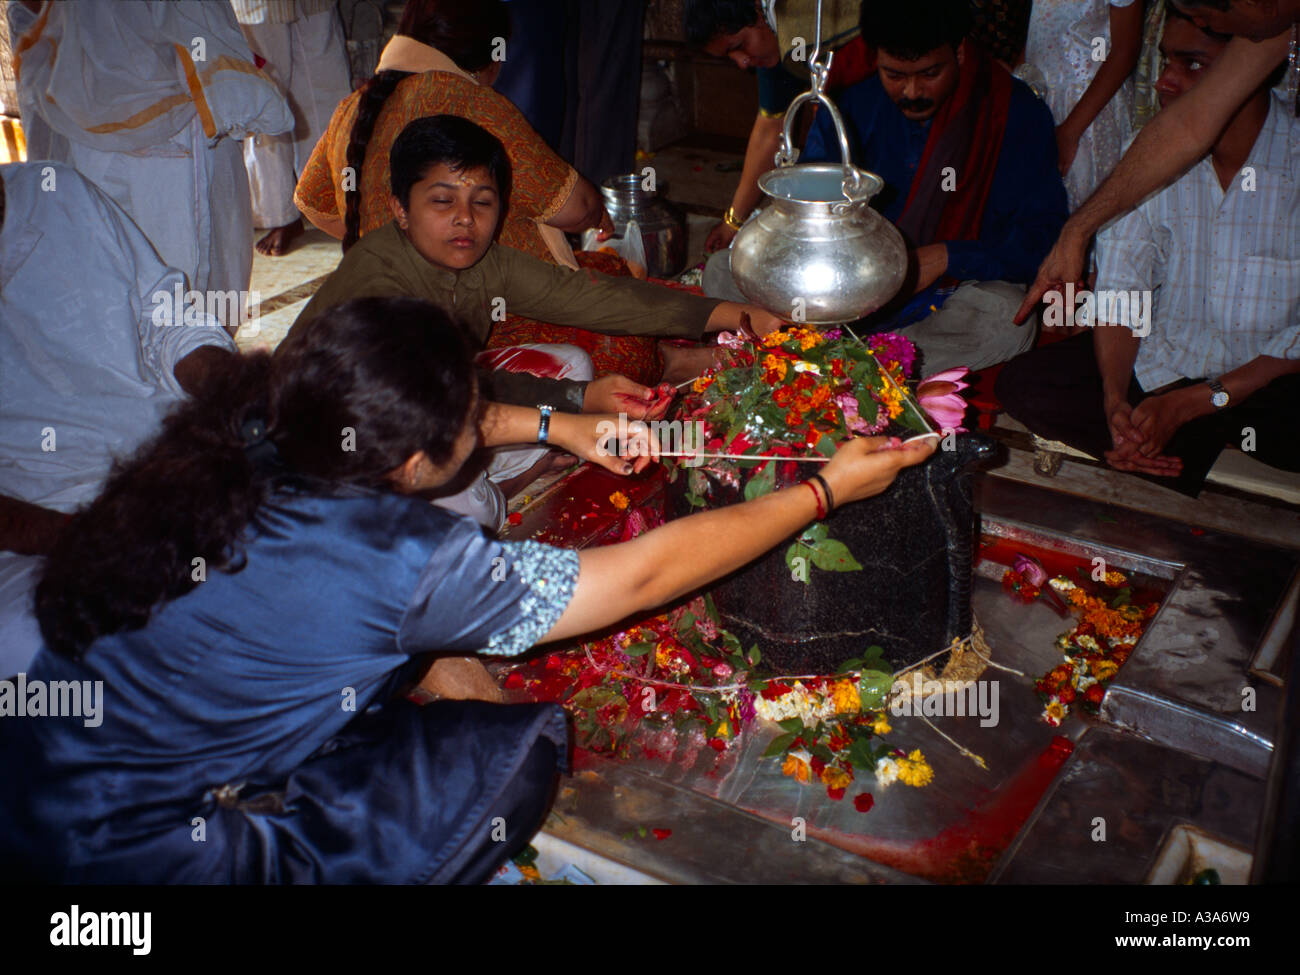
[1164,0,1233,41]
[684,0,761,46]
[397,0,512,74]
[1164,1,1284,83]
[860,0,973,61]
[388,115,512,213]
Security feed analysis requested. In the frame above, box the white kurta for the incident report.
[235,1,352,228]
[1095,93,1300,391]
[0,162,236,676]
[7,0,292,315]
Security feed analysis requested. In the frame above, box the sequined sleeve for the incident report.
[396,517,579,658]
[484,542,581,656]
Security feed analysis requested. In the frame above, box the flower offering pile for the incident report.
[672,327,932,578]
[501,594,933,802]
[1012,568,1160,726]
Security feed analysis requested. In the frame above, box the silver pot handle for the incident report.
[772,55,864,206]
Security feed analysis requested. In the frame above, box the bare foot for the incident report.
[255,218,304,257]
[659,342,720,386]
[419,656,504,703]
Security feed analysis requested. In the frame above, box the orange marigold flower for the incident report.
[820,765,853,790]
[609,491,630,511]
[782,752,812,784]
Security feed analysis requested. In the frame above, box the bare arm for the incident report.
[172,345,235,397]
[1056,2,1145,174]
[1016,31,1291,322]
[478,403,660,475]
[546,175,612,236]
[0,495,67,556]
[706,113,787,252]
[541,437,936,642]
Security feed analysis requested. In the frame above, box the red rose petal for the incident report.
[503,672,524,689]
[652,828,672,840]
[708,738,726,752]
[854,792,875,813]
[507,512,523,526]
[826,786,846,801]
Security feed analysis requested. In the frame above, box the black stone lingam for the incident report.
[675,434,1000,674]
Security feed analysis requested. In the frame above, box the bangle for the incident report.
[810,473,835,513]
[536,404,554,443]
[723,206,744,231]
[803,480,827,520]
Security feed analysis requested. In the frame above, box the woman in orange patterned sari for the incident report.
[295,0,662,382]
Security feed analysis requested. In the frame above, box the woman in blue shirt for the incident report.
[0,296,933,883]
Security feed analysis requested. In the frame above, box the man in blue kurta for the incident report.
[800,0,1068,374]
[708,0,1068,375]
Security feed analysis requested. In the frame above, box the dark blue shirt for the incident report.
[804,75,1068,314]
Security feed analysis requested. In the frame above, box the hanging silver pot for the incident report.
[730,83,908,324]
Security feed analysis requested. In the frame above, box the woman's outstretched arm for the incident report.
[541,436,936,642]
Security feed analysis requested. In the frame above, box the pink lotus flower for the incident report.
[1012,554,1048,587]
[917,366,971,434]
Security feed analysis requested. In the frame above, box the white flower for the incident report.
[1076,634,1101,654]
[792,360,821,375]
[1049,578,1077,592]
[875,757,899,788]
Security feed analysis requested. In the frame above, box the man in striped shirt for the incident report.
[997,6,1300,496]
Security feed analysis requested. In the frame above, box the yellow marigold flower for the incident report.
[609,491,630,511]
[799,331,822,351]
[1068,587,1090,607]
[1104,570,1128,587]
[762,328,790,348]
[821,765,853,790]
[872,714,892,736]
[716,720,731,739]
[830,680,860,714]
[897,750,934,787]
[1091,659,1119,681]
[692,375,714,393]
[655,643,673,668]
[782,752,812,784]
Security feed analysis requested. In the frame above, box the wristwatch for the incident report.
[536,404,555,443]
[1207,379,1230,411]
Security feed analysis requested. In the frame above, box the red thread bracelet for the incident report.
[803,480,827,520]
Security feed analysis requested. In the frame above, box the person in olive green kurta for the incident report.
[280,115,780,418]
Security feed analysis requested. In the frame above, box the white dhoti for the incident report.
[240,6,352,228]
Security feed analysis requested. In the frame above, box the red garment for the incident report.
[826,36,876,92]
[897,40,1012,248]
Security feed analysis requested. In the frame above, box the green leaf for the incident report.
[761,732,798,758]
[836,657,863,674]
[814,436,836,458]
[623,641,656,657]
[570,686,622,710]
[857,670,895,711]
[808,538,863,572]
[863,645,885,666]
[685,491,705,508]
[777,717,804,734]
[743,459,777,501]
[748,645,762,666]
[702,592,722,624]
[810,743,835,763]
[749,680,769,693]
[848,737,876,770]
[1109,587,1132,609]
